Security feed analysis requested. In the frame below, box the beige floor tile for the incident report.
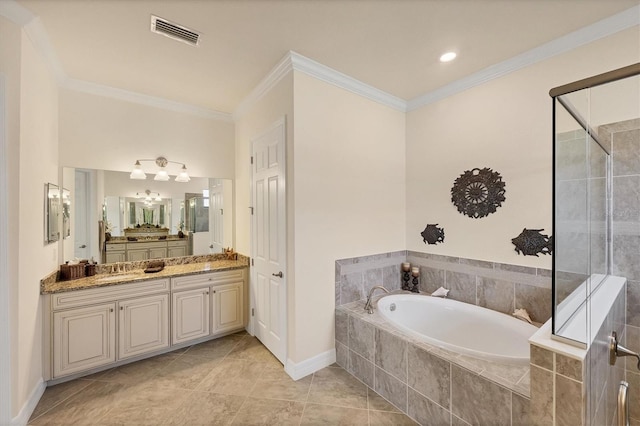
[300,403,369,425]
[29,379,94,422]
[92,353,181,385]
[369,410,418,425]
[250,373,312,402]
[197,358,264,396]
[367,388,400,413]
[184,334,244,359]
[231,397,305,425]
[164,391,245,425]
[228,337,282,367]
[30,381,128,425]
[99,382,191,425]
[147,354,222,390]
[307,369,368,409]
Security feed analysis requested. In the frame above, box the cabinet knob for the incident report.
[206,291,209,295]
[110,308,114,312]
[120,306,124,311]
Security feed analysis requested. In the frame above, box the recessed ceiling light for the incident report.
[440,52,457,63]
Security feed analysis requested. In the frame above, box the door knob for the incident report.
[272,271,284,278]
[79,244,87,248]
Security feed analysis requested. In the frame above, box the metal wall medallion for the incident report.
[512,228,553,256]
[421,224,445,245]
[451,167,506,219]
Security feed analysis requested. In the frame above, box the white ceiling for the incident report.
[16,0,640,114]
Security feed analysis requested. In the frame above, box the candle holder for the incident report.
[410,266,420,293]
[401,262,411,291]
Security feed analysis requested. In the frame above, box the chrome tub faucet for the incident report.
[364,285,389,314]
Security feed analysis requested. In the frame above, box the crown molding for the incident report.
[0,0,34,26]
[233,52,294,120]
[289,51,407,112]
[407,5,640,111]
[62,78,233,121]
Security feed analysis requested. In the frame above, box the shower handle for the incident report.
[609,331,640,370]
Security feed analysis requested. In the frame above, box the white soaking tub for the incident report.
[376,294,538,365]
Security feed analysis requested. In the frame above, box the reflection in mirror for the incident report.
[45,183,60,244]
[62,168,233,264]
[62,188,71,239]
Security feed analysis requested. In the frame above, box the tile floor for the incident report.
[29,331,417,425]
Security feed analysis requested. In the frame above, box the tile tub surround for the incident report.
[529,277,626,426]
[40,254,249,294]
[336,301,531,426]
[336,250,552,324]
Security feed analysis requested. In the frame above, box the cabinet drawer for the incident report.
[167,240,187,247]
[126,241,166,250]
[52,279,170,310]
[105,243,125,251]
[171,269,245,291]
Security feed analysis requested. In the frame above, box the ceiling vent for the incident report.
[151,15,200,46]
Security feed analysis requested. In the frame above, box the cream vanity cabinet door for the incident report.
[105,243,126,263]
[118,294,169,360]
[148,247,167,259]
[127,248,149,261]
[211,282,243,335]
[172,287,210,345]
[53,303,116,378]
[167,241,187,258]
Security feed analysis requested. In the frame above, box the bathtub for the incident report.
[376,294,538,365]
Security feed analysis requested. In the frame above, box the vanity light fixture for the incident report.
[440,51,457,62]
[135,190,162,202]
[129,157,190,182]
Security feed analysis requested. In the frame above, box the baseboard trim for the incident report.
[12,378,45,426]
[284,348,336,381]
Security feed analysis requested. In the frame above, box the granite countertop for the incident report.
[41,259,248,294]
[106,237,186,244]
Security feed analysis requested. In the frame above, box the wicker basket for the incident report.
[60,264,86,280]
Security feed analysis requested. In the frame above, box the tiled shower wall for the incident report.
[336,250,552,324]
[601,118,640,423]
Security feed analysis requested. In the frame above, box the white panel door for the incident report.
[210,179,224,254]
[118,294,169,360]
[251,118,286,364]
[53,303,116,378]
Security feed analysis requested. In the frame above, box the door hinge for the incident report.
[251,156,254,165]
[220,208,223,215]
[251,258,254,266]
[251,308,255,317]
[249,207,254,215]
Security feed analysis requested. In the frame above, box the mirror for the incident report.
[62,188,71,239]
[63,167,233,264]
[45,183,60,244]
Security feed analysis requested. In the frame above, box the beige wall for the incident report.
[405,27,640,269]
[58,89,235,179]
[0,15,23,419]
[291,71,406,362]
[17,28,59,416]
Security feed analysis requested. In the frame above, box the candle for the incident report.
[411,266,420,277]
[401,262,411,272]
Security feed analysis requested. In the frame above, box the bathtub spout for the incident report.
[364,286,390,314]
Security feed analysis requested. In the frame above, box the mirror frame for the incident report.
[45,183,60,244]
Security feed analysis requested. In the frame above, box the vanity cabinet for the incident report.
[44,268,246,382]
[170,269,245,346]
[172,288,210,345]
[105,243,126,263]
[104,240,188,262]
[126,242,167,261]
[118,294,169,360]
[52,303,116,378]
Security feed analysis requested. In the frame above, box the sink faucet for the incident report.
[364,285,389,314]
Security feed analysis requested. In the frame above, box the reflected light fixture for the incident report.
[135,190,162,202]
[129,157,190,182]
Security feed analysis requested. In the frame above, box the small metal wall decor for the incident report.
[421,224,445,245]
[451,167,506,219]
[511,228,553,257]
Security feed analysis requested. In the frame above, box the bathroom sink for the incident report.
[95,273,138,283]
